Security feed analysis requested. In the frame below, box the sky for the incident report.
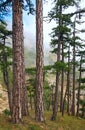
[23,0,85,50]
[6,0,85,51]
[23,0,55,50]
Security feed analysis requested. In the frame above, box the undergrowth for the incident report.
[0,111,85,130]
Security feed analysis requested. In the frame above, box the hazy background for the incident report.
[6,0,85,67]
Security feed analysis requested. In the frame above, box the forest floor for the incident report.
[0,110,85,130]
[0,84,85,130]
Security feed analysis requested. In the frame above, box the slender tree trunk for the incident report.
[60,42,64,112]
[12,0,25,123]
[67,44,70,115]
[35,0,44,122]
[72,19,76,116]
[72,45,75,116]
[76,56,82,117]
[30,91,33,110]
[62,86,68,116]
[51,71,60,120]
[62,44,70,116]
[51,85,54,110]
[2,38,12,115]
[3,54,12,115]
[21,43,28,116]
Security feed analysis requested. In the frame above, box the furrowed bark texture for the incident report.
[35,0,44,122]
[12,0,27,123]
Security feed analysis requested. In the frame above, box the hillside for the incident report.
[0,84,9,113]
[24,46,56,68]
[0,80,85,130]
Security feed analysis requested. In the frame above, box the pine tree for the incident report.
[76,51,85,118]
[48,0,78,120]
[12,0,28,123]
[0,21,12,115]
[71,15,77,116]
[0,0,34,123]
[70,14,85,116]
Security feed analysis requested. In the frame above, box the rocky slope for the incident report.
[0,84,9,113]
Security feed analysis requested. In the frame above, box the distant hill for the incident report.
[24,47,36,67]
[24,46,56,68]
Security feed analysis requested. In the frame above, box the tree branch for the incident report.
[68,8,85,17]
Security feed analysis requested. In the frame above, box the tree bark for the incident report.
[51,71,60,120]
[35,0,44,122]
[72,18,76,116]
[67,44,70,115]
[12,0,26,123]
[21,37,28,116]
[60,42,64,112]
[76,56,82,117]
[62,86,68,116]
[30,91,33,110]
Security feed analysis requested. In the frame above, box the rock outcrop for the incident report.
[0,84,9,113]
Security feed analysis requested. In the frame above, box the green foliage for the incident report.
[80,107,85,112]
[0,111,85,130]
[80,85,85,90]
[48,0,80,20]
[25,67,36,75]
[29,124,41,130]
[0,23,12,63]
[80,78,85,83]
[43,65,52,71]
[80,99,85,106]
[0,22,13,89]
[43,80,51,110]
[0,0,35,16]
[80,59,85,64]
[78,67,85,72]
[76,85,85,90]
[26,66,54,111]
[79,99,85,117]
[2,109,10,116]
[53,61,68,72]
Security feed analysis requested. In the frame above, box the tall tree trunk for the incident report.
[60,42,64,112]
[72,45,75,116]
[76,56,82,117]
[62,44,71,116]
[21,37,28,116]
[62,86,68,116]
[12,0,25,123]
[67,44,70,115]
[72,19,76,116]
[35,0,44,122]
[51,71,60,120]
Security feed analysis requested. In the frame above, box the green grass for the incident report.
[0,111,85,130]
